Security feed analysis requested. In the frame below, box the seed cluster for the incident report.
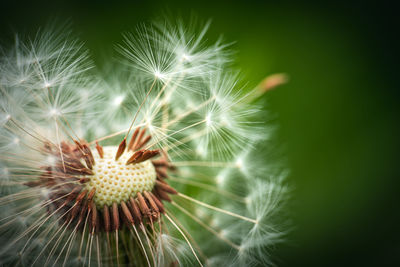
[86,146,157,208]
[24,131,178,234]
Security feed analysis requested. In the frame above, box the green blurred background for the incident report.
[1,0,399,266]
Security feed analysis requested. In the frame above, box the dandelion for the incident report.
[0,19,289,266]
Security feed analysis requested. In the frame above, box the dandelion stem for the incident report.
[96,235,101,267]
[62,218,82,267]
[88,123,146,145]
[140,223,156,267]
[15,192,77,250]
[124,78,157,140]
[78,206,90,263]
[54,118,66,172]
[149,75,172,110]
[115,230,120,267]
[166,96,216,128]
[8,118,52,146]
[55,214,84,267]
[32,220,69,266]
[165,211,208,264]
[165,128,208,152]
[169,176,245,202]
[176,193,258,224]
[164,213,203,267]
[105,232,113,267]
[148,66,181,117]
[145,119,206,150]
[172,202,241,250]
[88,233,95,267]
[44,219,73,267]
[131,225,152,267]
[172,161,237,168]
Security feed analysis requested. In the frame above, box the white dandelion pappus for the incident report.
[0,19,289,267]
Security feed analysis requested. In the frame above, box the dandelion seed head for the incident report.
[0,19,289,267]
[179,52,191,62]
[112,95,125,107]
[146,120,155,132]
[79,88,90,100]
[43,81,52,88]
[154,70,166,79]
[48,108,60,117]
[235,157,244,169]
[196,144,207,157]
[205,113,213,127]
[216,171,228,185]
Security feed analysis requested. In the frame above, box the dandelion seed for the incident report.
[0,19,289,267]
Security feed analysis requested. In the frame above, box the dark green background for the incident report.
[1,0,399,266]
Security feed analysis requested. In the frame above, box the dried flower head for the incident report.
[0,20,289,266]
